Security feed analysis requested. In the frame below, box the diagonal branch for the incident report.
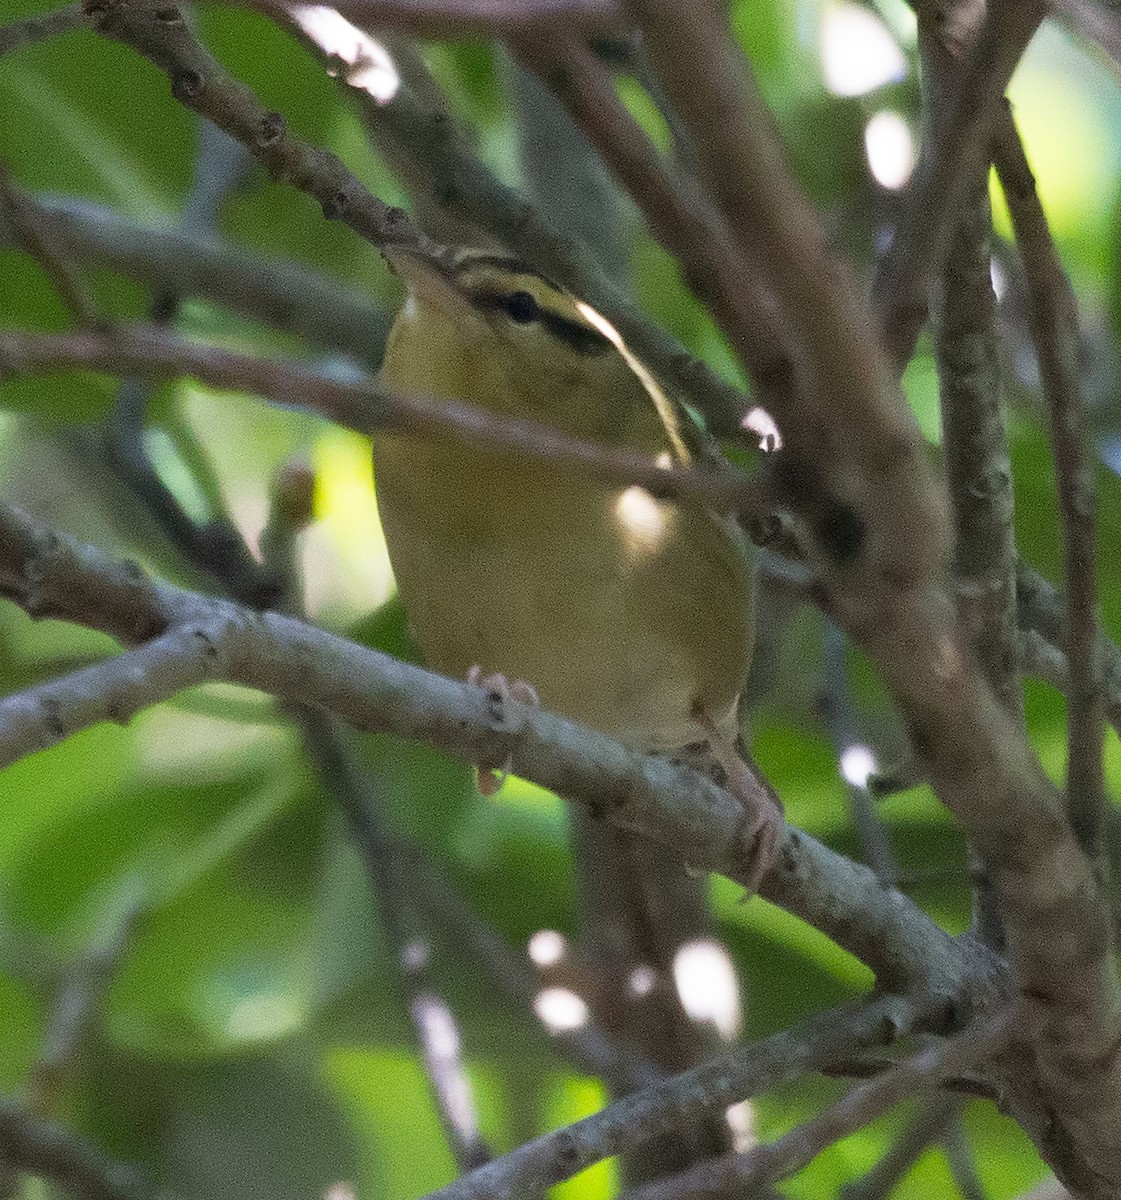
[0,191,393,364]
[0,503,966,995]
[0,326,762,518]
[872,0,1047,371]
[616,1005,1018,1200]
[417,996,928,1200]
[0,1096,155,1200]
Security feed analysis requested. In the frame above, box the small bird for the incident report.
[373,244,776,877]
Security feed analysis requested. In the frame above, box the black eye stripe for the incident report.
[467,289,609,356]
[539,310,609,356]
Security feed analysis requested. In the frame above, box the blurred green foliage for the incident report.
[2,0,1120,1196]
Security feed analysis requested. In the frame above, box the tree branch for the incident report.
[418,996,926,1200]
[0,161,100,327]
[993,108,1106,863]
[616,1006,1017,1200]
[266,0,622,38]
[0,503,966,995]
[0,1098,155,1200]
[0,191,392,364]
[0,326,768,527]
[871,0,1046,371]
[0,4,83,57]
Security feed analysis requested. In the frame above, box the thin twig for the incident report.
[0,192,392,364]
[401,845,664,1094]
[0,1098,156,1200]
[820,622,900,886]
[296,709,493,1171]
[1051,0,1121,68]
[513,34,791,427]
[84,0,440,261]
[0,326,765,521]
[923,31,1020,719]
[993,110,1105,862]
[1019,629,1121,736]
[415,997,924,1200]
[25,904,140,1117]
[838,1093,958,1200]
[941,1108,988,1200]
[260,0,622,37]
[871,0,1046,372]
[921,8,1018,954]
[617,1007,1017,1200]
[101,119,281,609]
[0,162,100,327]
[0,4,83,57]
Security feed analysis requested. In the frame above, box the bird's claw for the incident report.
[468,666,539,795]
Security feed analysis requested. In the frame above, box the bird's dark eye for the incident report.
[503,290,539,323]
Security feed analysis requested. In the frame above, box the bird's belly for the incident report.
[373,440,751,751]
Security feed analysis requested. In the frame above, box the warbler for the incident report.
[373,244,761,795]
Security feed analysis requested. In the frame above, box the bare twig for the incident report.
[993,110,1105,862]
[84,0,438,260]
[1019,629,1121,736]
[921,9,1019,954]
[617,1007,1017,1200]
[924,38,1020,720]
[0,4,83,57]
[402,846,664,1094]
[25,904,140,1117]
[100,120,281,609]
[417,997,925,1200]
[0,1098,156,1200]
[297,709,492,1171]
[514,35,791,426]
[0,162,100,327]
[820,622,901,886]
[0,326,765,520]
[0,192,392,363]
[872,0,1046,371]
[262,0,622,37]
[1051,0,1121,67]
[839,1094,958,1200]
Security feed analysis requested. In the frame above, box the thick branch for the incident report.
[0,504,965,994]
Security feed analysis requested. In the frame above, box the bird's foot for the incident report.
[468,666,539,796]
[694,708,784,896]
